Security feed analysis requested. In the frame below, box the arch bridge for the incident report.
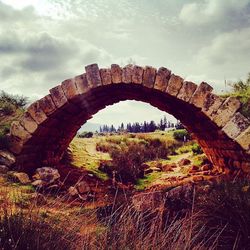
[9,64,250,173]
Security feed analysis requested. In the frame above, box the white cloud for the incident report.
[179,0,250,25]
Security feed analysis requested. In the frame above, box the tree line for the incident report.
[99,116,184,133]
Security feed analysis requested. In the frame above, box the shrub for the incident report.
[1,102,15,115]
[78,131,93,138]
[191,143,203,155]
[0,91,28,108]
[173,129,190,141]
[0,132,9,149]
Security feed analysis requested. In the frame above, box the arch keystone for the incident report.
[111,64,122,84]
[154,67,171,92]
[85,64,102,88]
[142,66,156,88]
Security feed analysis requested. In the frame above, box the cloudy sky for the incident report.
[0,0,250,128]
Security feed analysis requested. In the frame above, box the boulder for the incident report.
[8,171,31,184]
[178,158,191,166]
[31,180,44,188]
[68,186,79,197]
[144,168,153,175]
[76,181,91,194]
[0,165,9,174]
[162,164,175,172]
[0,150,16,167]
[33,167,60,185]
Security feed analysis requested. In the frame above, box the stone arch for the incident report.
[9,64,250,173]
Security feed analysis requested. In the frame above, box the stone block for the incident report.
[20,112,38,134]
[213,97,241,127]
[166,74,183,96]
[85,64,102,87]
[75,74,89,94]
[111,64,122,84]
[190,82,213,108]
[154,67,171,92]
[122,64,133,83]
[177,81,197,102]
[100,68,112,85]
[235,126,250,151]
[202,93,224,118]
[10,121,31,142]
[49,85,68,108]
[142,66,156,88]
[61,78,79,100]
[132,65,144,84]
[27,101,47,125]
[222,112,250,139]
[39,94,56,116]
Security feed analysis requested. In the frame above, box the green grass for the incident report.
[135,172,163,190]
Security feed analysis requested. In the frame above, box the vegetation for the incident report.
[224,73,250,118]
[78,131,93,138]
[173,129,190,141]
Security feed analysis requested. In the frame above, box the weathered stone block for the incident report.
[122,64,133,83]
[142,66,156,88]
[27,101,47,125]
[10,121,31,142]
[213,97,241,127]
[75,74,89,94]
[235,126,250,152]
[49,85,68,108]
[222,112,250,139]
[100,68,112,85]
[85,64,102,87]
[132,65,144,84]
[20,113,38,134]
[39,94,56,116]
[166,74,183,96]
[61,78,79,100]
[154,67,171,92]
[202,93,224,118]
[190,82,213,108]
[111,64,122,84]
[177,81,197,102]
[9,136,24,154]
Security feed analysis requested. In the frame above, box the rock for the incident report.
[141,163,150,170]
[144,168,153,175]
[192,175,204,182]
[76,181,91,194]
[190,165,199,172]
[0,150,16,167]
[150,167,162,172]
[201,164,213,171]
[0,165,9,174]
[178,158,191,166]
[33,167,60,185]
[31,180,44,188]
[161,164,174,172]
[68,186,79,197]
[8,171,31,184]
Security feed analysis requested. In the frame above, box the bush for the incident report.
[191,143,203,155]
[0,211,75,250]
[0,91,28,108]
[78,131,93,138]
[173,129,190,141]
[0,132,9,149]
[1,102,16,115]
